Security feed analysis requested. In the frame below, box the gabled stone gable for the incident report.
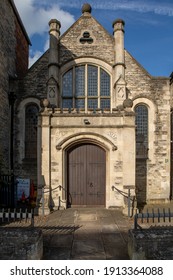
[60,14,114,65]
[125,50,169,101]
[17,52,49,100]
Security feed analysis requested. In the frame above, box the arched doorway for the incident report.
[67,143,106,207]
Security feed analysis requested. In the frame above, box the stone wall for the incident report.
[135,159,147,209]
[125,50,171,204]
[0,0,16,172]
[15,16,29,77]
[0,228,43,260]
[128,228,173,259]
[17,53,48,99]
[13,54,48,182]
[0,0,29,173]
[60,14,114,65]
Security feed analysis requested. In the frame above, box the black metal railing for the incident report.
[134,208,173,229]
[0,208,34,226]
[0,174,15,208]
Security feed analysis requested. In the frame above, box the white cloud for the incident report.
[29,50,43,68]
[53,0,173,17]
[14,0,75,67]
[14,0,75,36]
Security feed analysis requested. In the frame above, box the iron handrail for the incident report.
[112,185,136,218]
[40,185,63,215]
[112,185,134,201]
[41,185,61,194]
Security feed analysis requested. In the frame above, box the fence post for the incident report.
[31,208,34,227]
[128,189,130,218]
[42,187,44,216]
[123,185,135,218]
[134,214,138,229]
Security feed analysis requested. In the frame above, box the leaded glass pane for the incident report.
[88,65,98,96]
[62,99,73,109]
[75,99,85,109]
[62,69,73,97]
[100,99,110,109]
[100,69,110,96]
[88,99,98,109]
[135,105,148,156]
[75,66,85,96]
[25,104,38,158]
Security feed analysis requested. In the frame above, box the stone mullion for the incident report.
[98,66,100,108]
[85,64,88,112]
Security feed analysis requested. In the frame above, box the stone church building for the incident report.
[1,2,173,213]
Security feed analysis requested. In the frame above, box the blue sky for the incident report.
[14,0,173,77]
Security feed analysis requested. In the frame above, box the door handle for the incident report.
[89,182,94,188]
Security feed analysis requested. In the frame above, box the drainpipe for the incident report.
[8,91,16,173]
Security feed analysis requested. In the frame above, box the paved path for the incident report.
[37,208,133,260]
[3,203,173,259]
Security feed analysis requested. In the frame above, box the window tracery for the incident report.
[62,64,110,111]
[135,104,148,158]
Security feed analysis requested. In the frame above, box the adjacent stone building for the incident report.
[1,2,173,213]
[0,0,30,173]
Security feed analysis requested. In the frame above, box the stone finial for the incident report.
[112,18,125,27]
[49,19,61,36]
[82,3,92,14]
[112,18,125,33]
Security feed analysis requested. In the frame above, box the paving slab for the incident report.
[105,245,129,260]
[50,234,73,247]
[101,224,119,233]
[43,247,71,260]
[74,230,102,241]
[71,239,106,260]
[102,232,124,244]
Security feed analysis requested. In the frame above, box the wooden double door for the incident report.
[67,143,106,207]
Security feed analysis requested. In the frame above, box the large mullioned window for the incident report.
[135,104,148,158]
[62,65,110,110]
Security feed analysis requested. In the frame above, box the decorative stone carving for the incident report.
[80,31,93,44]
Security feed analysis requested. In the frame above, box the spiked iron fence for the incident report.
[134,208,173,229]
[0,208,34,226]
